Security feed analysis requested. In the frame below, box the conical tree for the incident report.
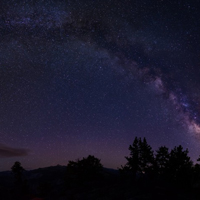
[124,137,140,177]
[193,155,200,186]
[168,145,193,186]
[139,137,154,173]
[11,161,24,183]
[155,146,169,175]
[123,137,154,178]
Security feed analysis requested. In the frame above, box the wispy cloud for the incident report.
[0,144,29,158]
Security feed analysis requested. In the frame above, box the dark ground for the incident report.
[0,166,200,200]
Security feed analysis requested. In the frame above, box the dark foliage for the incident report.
[121,137,196,190]
[120,137,154,179]
[155,146,169,173]
[66,155,103,183]
[168,145,193,187]
[11,161,24,183]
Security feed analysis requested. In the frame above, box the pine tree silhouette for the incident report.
[122,137,154,179]
[11,161,24,184]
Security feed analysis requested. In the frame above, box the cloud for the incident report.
[0,144,29,158]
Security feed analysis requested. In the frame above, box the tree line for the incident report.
[12,137,200,189]
[119,137,200,188]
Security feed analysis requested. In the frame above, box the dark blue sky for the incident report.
[0,0,200,171]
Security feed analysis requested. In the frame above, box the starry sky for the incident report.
[0,0,200,171]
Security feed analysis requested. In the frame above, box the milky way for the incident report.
[0,0,200,170]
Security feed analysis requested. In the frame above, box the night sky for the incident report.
[1,0,200,171]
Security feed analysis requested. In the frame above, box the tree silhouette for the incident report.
[67,155,103,181]
[155,146,169,175]
[11,161,24,183]
[197,155,200,162]
[168,145,193,186]
[193,155,200,187]
[122,137,154,179]
[138,137,154,173]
